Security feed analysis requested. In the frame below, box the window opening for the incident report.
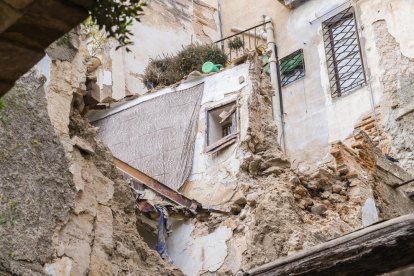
[323,7,366,98]
[206,101,238,153]
[280,49,305,87]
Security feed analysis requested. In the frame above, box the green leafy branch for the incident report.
[90,0,146,52]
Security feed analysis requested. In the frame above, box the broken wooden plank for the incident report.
[114,158,200,212]
[206,132,238,153]
[246,213,414,276]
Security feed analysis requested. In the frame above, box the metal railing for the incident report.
[214,21,270,62]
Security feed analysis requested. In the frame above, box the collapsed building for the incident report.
[1,0,414,275]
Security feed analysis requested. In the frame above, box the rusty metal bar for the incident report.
[214,21,270,44]
[114,158,200,212]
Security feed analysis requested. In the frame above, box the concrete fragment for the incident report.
[311,204,328,216]
[294,185,308,197]
[72,136,94,154]
[332,184,343,194]
[239,209,247,220]
[233,191,247,206]
[231,204,242,215]
[246,192,258,206]
[44,256,73,276]
[320,191,330,199]
[362,198,379,227]
[290,176,301,185]
[306,180,320,190]
[239,76,245,84]
[262,166,283,176]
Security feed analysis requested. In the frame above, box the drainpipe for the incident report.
[264,16,286,152]
[217,0,224,50]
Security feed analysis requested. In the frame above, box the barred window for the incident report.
[323,7,366,98]
[280,49,305,87]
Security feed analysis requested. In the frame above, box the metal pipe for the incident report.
[216,0,224,50]
[264,16,286,152]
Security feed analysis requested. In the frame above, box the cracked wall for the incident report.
[90,0,220,101]
[373,20,414,173]
[217,0,414,172]
[162,56,414,276]
[0,39,183,275]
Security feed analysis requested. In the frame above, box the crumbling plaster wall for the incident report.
[181,63,251,207]
[93,0,220,101]
[365,1,414,173]
[0,40,183,275]
[219,0,414,171]
[164,56,414,276]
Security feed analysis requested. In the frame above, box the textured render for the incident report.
[0,70,76,275]
[374,20,414,173]
[0,39,184,275]
[94,84,204,190]
[160,56,414,275]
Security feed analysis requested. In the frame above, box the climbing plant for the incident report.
[90,0,146,51]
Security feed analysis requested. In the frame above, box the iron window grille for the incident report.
[323,7,366,98]
[280,49,305,87]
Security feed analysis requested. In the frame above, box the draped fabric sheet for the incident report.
[94,83,204,191]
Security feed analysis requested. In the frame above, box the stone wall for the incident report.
[0,40,183,275]
[374,20,414,173]
[0,69,76,276]
[165,56,414,275]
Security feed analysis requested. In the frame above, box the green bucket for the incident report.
[202,62,223,74]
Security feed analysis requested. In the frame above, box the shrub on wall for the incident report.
[143,44,227,89]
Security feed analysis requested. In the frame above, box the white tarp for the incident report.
[94,83,204,190]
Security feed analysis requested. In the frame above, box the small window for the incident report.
[206,101,238,153]
[323,7,366,98]
[280,49,305,87]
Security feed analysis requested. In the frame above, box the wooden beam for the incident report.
[247,213,414,276]
[114,158,199,212]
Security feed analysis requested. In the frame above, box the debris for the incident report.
[332,184,343,194]
[311,204,328,216]
[246,192,258,206]
[71,135,94,154]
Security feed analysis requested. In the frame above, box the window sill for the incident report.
[205,132,238,154]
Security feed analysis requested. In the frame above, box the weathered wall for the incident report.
[218,0,414,171]
[167,57,414,276]
[372,18,414,172]
[0,40,183,275]
[0,69,76,275]
[182,63,251,207]
[92,0,220,100]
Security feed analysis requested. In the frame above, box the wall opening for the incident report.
[323,6,366,98]
[280,49,305,87]
[206,101,238,153]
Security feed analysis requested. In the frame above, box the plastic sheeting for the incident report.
[94,83,204,191]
